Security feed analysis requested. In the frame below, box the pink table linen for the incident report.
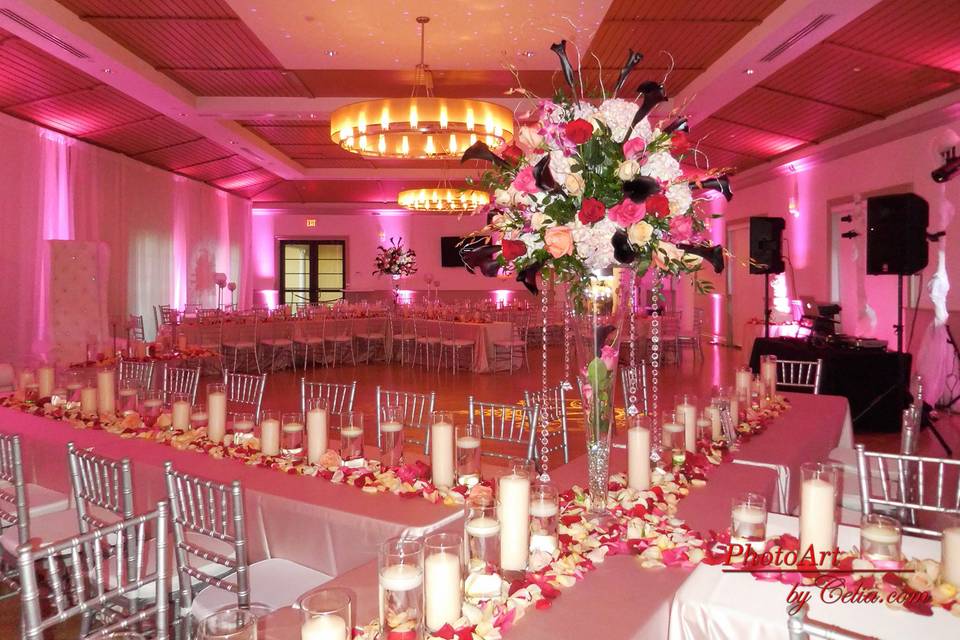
[0,406,460,576]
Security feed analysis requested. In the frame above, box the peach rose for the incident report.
[516,125,544,154]
[627,221,653,246]
[543,226,574,258]
[564,172,585,196]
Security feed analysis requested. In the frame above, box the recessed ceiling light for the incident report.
[744,68,755,75]
[518,50,535,58]
[229,140,239,145]
[324,50,337,57]
[102,67,112,74]
[852,66,862,72]
[178,112,186,117]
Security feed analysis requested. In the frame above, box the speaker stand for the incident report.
[763,273,771,339]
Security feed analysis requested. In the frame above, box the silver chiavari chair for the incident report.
[492,320,529,372]
[438,322,475,372]
[163,463,330,627]
[619,361,650,417]
[223,371,267,421]
[128,314,145,342]
[855,443,960,538]
[161,364,201,404]
[323,316,357,367]
[776,358,823,394]
[355,316,389,364]
[18,502,170,640]
[222,315,260,373]
[301,379,356,419]
[293,319,326,369]
[375,386,435,452]
[523,384,570,464]
[467,397,539,462]
[259,318,296,373]
[392,314,417,366]
[786,604,868,640]
[117,358,156,390]
[67,443,135,537]
[413,319,441,369]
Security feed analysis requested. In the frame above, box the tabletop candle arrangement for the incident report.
[735,366,753,402]
[704,403,722,442]
[190,403,209,430]
[140,390,163,428]
[96,367,115,416]
[456,423,481,487]
[529,483,559,555]
[424,533,463,633]
[626,416,651,491]
[260,410,281,456]
[306,398,329,464]
[299,587,353,640]
[799,462,840,567]
[36,365,54,399]
[171,392,191,430]
[675,393,698,453]
[730,492,768,552]
[379,405,405,467]
[663,422,686,467]
[281,412,305,459]
[759,354,778,399]
[230,412,255,447]
[430,411,455,489]
[340,411,365,467]
[859,513,902,562]
[379,537,424,640]
[117,379,139,416]
[942,519,960,586]
[206,383,227,444]
[16,368,35,402]
[464,493,502,602]
[499,460,532,580]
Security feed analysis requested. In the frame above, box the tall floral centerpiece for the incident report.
[373,238,418,304]
[460,42,730,524]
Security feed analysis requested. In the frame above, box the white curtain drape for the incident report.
[0,113,253,365]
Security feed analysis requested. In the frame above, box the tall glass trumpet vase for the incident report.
[573,269,625,528]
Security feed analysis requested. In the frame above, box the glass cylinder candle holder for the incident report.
[673,393,698,453]
[424,533,463,632]
[662,422,686,467]
[859,513,902,563]
[750,375,763,409]
[430,411,455,488]
[190,402,209,430]
[696,413,712,444]
[379,405,405,467]
[259,410,281,456]
[463,493,501,603]
[281,412,305,459]
[735,366,753,401]
[15,367,36,402]
[197,607,258,640]
[456,423,482,487]
[298,587,353,640]
[170,392,191,431]
[230,412,256,447]
[799,462,840,568]
[140,389,164,428]
[529,483,559,556]
[499,458,533,579]
[340,411,365,467]
[379,537,424,640]
[942,515,960,587]
[731,492,767,552]
[64,370,85,406]
[759,354,778,398]
[206,383,227,444]
[305,397,329,465]
[117,379,139,416]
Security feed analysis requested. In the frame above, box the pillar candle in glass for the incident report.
[456,423,482,487]
[379,405,405,467]
[759,354,778,398]
[298,587,353,640]
[306,397,329,464]
[799,462,840,568]
[663,422,686,466]
[731,493,767,552]
[36,365,55,399]
[498,459,532,577]
[705,403,722,441]
[735,366,753,400]
[674,394,698,453]
[379,537,424,640]
[529,483,559,555]
[231,412,255,447]
[177,333,188,352]
[117,379,139,416]
[859,513,902,563]
[281,412,305,459]
[696,414,712,444]
[340,411,365,467]
[463,493,501,603]
[15,368,34,401]
[170,393,191,430]
[259,410,281,456]
[750,375,764,408]
[96,367,116,416]
[141,389,164,428]
[64,371,85,405]
[424,533,463,632]
[191,402,208,430]
[197,608,258,640]
[206,383,227,444]
[79,385,97,416]
[729,392,741,428]
[626,415,651,492]
[430,411,455,488]
[940,516,960,586]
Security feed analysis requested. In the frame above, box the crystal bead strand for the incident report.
[649,273,663,463]
[562,290,571,388]
[539,278,551,481]
[626,271,639,416]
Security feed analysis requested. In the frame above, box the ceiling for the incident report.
[0,0,955,202]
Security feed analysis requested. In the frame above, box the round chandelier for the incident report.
[329,17,514,159]
[397,187,490,212]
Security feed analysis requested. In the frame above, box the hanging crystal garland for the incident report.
[626,270,639,417]
[649,272,663,463]
[539,277,552,481]
[562,290,572,386]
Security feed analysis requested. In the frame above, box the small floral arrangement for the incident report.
[373,237,418,278]
[459,41,729,300]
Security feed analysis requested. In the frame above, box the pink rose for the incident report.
[543,226,574,258]
[601,345,619,370]
[512,165,538,194]
[623,137,646,159]
[607,198,646,227]
[669,215,694,243]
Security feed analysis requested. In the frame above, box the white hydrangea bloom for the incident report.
[571,217,617,271]
[640,151,682,182]
[520,232,542,256]
[598,98,640,141]
[549,150,574,184]
[666,183,694,217]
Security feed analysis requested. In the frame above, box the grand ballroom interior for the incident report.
[0,1,959,639]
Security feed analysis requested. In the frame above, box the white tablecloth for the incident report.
[668,513,952,639]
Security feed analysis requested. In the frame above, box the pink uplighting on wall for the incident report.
[257,289,279,309]
[492,289,514,306]
[251,215,276,282]
[711,292,723,342]
[791,171,811,268]
[395,289,414,304]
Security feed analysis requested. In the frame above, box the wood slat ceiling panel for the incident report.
[82,115,200,155]
[764,43,959,117]
[713,87,875,144]
[827,0,960,73]
[83,17,277,69]
[581,69,702,101]
[212,167,278,190]
[271,144,345,158]
[682,143,759,174]
[231,178,283,199]
[175,153,259,181]
[135,137,230,170]
[243,124,332,146]
[250,180,304,202]
[163,69,311,97]
[694,117,808,158]
[296,158,374,169]
[6,85,155,136]
[603,0,785,21]
[294,180,401,203]
[587,20,752,70]
[58,0,234,18]
[0,39,98,108]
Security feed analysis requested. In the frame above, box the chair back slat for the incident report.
[117,359,155,390]
[0,434,29,548]
[467,397,538,461]
[67,443,135,533]
[375,386,435,450]
[301,379,356,417]
[522,384,570,464]
[223,371,267,420]
[162,364,201,404]
[775,358,823,394]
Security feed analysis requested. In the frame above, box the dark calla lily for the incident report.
[663,117,688,136]
[461,243,502,277]
[613,49,644,97]
[677,243,725,273]
[689,175,733,202]
[612,229,637,264]
[624,81,667,142]
[533,154,561,193]
[460,140,509,169]
[516,262,543,295]
[550,40,577,95]
[622,176,661,203]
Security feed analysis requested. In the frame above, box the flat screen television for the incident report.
[440,235,487,268]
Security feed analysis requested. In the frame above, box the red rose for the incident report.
[501,143,523,165]
[577,197,605,224]
[646,193,671,218]
[670,131,690,156]
[563,119,593,145]
[501,239,527,261]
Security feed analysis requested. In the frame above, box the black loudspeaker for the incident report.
[866,193,929,275]
[749,217,785,274]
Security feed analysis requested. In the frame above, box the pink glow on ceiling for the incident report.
[229,0,611,70]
